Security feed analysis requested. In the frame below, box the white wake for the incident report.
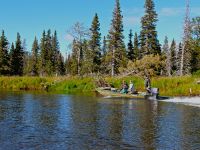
[162,97,200,107]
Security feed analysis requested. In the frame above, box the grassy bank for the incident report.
[0,76,96,92]
[0,76,200,96]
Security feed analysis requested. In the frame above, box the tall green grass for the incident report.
[0,76,199,96]
[0,76,96,92]
[105,76,200,96]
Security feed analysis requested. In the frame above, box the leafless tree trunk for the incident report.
[180,0,191,76]
[67,22,89,75]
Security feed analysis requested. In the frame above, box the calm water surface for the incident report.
[0,91,200,150]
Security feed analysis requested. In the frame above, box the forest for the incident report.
[0,0,200,77]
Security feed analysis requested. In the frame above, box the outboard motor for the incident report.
[151,88,159,99]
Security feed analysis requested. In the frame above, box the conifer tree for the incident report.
[57,52,65,75]
[82,40,93,74]
[70,39,80,75]
[162,36,169,56]
[102,36,107,56]
[89,13,101,73]
[140,0,161,57]
[65,54,72,75]
[133,32,139,60]
[40,31,47,76]
[10,33,24,76]
[101,36,108,74]
[162,36,170,76]
[68,22,89,75]
[9,43,15,75]
[0,31,10,75]
[170,39,176,75]
[191,17,200,72]
[127,29,134,60]
[46,29,54,75]
[52,31,61,75]
[31,37,39,76]
[107,0,127,76]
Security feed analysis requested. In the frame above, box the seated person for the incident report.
[120,80,129,94]
[145,76,151,94]
[128,80,137,94]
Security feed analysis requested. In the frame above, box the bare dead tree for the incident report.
[180,0,192,76]
[67,22,89,75]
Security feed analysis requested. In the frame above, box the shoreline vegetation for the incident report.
[0,76,200,97]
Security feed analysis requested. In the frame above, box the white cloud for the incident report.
[124,16,140,26]
[191,7,200,15]
[159,7,200,17]
[64,33,74,43]
[160,8,184,17]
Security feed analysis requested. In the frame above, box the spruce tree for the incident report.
[89,13,101,73]
[101,36,108,74]
[82,40,93,74]
[70,39,79,75]
[170,39,176,75]
[10,33,24,76]
[162,36,170,76]
[31,37,39,76]
[191,17,200,72]
[52,31,61,75]
[57,52,65,75]
[127,29,134,60]
[0,31,10,75]
[65,54,72,75]
[46,29,54,75]
[133,32,139,60]
[9,43,15,75]
[40,31,47,76]
[162,36,169,56]
[107,0,127,76]
[140,0,161,57]
[102,36,107,56]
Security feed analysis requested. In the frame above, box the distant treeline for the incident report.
[0,0,199,77]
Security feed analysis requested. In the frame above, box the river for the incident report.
[0,91,200,149]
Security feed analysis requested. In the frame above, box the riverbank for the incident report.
[0,76,199,96]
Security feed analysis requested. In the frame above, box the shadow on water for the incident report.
[0,91,200,149]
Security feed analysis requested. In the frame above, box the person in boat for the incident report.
[145,75,151,94]
[128,80,137,94]
[120,80,129,94]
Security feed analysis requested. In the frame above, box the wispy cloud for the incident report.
[159,8,184,17]
[64,33,74,43]
[124,16,140,26]
[159,7,200,17]
[123,7,143,26]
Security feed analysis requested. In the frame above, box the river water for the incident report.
[0,91,200,150]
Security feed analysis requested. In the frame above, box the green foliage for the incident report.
[10,33,24,76]
[88,13,101,73]
[106,0,127,76]
[127,29,134,60]
[119,54,164,76]
[0,31,10,75]
[191,17,200,72]
[0,76,199,96]
[170,39,177,75]
[133,32,139,59]
[140,0,161,57]
[30,37,39,76]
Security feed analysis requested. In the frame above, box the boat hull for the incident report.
[96,88,169,100]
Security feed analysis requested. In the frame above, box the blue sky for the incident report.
[0,0,200,55]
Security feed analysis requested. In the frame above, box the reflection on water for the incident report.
[0,91,200,149]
